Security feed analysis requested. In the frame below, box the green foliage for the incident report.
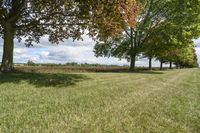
[173,47,199,68]
[94,0,200,69]
[0,0,139,72]
[27,60,35,66]
[141,21,199,68]
[0,0,138,43]
[94,37,131,60]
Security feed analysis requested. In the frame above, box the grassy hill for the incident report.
[0,68,200,132]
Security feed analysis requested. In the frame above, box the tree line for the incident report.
[94,0,200,70]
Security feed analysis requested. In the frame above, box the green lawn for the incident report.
[0,68,200,133]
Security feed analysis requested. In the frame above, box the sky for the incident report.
[0,36,200,67]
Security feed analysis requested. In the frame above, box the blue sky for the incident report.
[0,36,200,67]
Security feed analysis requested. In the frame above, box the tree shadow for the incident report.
[132,71,164,75]
[92,67,164,74]
[95,69,163,74]
[0,72,90,88]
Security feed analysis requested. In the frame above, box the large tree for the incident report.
[0,0,138,72]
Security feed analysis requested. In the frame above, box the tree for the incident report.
[27,60,35,66]
[170,46,198,68]
[0,0,138,72]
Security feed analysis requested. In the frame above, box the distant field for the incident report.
[14,65,167,73]
[0,68,200,132]
[15,65,130,73]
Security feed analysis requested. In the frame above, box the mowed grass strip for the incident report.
[0,69,200,133]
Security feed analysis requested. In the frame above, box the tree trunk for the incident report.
[176,63,180,69]
[160,59,163,70]
[129,28,136,71]
[149,57,152,70]
[130,54,136,71]
[1,23,15,72]
[176,64,178,69]
[169,61,172,69]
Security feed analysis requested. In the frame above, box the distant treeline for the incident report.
[15,60,124,68]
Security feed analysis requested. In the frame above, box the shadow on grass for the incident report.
[96,70,164,74]
[133,71,164,75]
[0,72,90,88]
[93,67,164,74]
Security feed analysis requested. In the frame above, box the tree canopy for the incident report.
[94,0,200,70]
[0,0,138,72]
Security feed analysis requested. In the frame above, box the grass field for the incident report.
[0,68,200,132]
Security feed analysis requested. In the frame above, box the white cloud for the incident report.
[193,38,200,47]
[195,47,200,65]
[40,51,50,57]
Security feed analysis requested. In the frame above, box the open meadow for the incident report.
[0,67,200,132]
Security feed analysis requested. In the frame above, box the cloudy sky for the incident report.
[0,36,200,67]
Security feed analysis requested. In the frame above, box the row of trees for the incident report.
[94,0,200,70]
